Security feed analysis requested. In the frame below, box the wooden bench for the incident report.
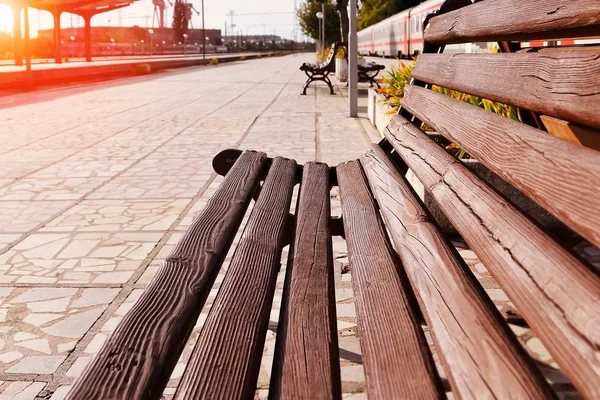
[300,41,344,95]
[69,0,600,398]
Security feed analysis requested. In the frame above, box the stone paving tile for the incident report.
[0,381,46,399]
[0,161,54,180]
[28,159,135,179]
[0,287,118,375]
[86,174,211,200]
[0,178,106,201]
[0,148,77,165]
[41,199,190,233]
[0,236,21,253]
[0,232,162,284]
[0,180,14,189]
[122,158,215,177]
[0,202,72,233]
[65,145,157,161]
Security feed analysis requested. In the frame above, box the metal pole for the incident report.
[13,5,23,66]
[201,0,205,59]
[322,2,325,47]
[348,0,357,117]
[23,2,31,73]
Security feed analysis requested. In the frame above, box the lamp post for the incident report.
[141,39,145,55]
[201,0,206,59]
[183,33,188,54]
[148,28,154,56]
[316,11,323,52]
[205,36,209,55]
[70,35,76,59]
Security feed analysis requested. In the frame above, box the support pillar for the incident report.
[83,14,92,62]
[53,8,62,63]
[23,3,30,72]
[348,0,358,117]
[13,5,23,66]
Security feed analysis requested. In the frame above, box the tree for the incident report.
[335,0,349,44]
[297,0,341,46]
[358,0,422,30]
[172,0,190,43]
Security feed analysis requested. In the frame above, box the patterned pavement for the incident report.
[0,54,594,399]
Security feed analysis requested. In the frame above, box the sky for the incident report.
[0,0,304,40]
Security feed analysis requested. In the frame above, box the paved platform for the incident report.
[0,54,590,399]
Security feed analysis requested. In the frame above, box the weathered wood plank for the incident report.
[337,160,444,399]
[412,53,600,130]
[384,115,600,399]
[361,145,554,399]
[402,85,600,248]
[270,162,341,400]
[424,0,600,44]
[68,151,267,400]
[174,157,296,399]
[540,115,600,151]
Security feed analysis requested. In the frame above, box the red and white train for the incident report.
[357,0,597,58]
[357,0,448,58]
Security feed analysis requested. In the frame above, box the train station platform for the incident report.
[0,52,270,89]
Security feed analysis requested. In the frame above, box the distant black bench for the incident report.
[69,1,600,399]
[357,61,385,88]
[299,42,344,95]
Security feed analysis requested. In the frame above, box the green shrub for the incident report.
[209,58,219,65]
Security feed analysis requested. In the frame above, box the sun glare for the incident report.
[0,5,13,33]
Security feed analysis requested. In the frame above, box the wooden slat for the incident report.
[360,145,554,399]
[174,157,296,399]
[424,0,600,44]
[402,85,600,248]
[270,162,341,400]
[68,150,267,400]
[412,52,600,130]
[384,115,600,399]
[337,160,444,399]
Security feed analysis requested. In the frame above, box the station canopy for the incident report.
[28,0,135,15]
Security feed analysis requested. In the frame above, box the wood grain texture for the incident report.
[360,145,554,399]
[412,53,600,130]
[337,160,444,399]
[424,0,600,44]
[270,162,341,400]
[174,157,297,400]
[67,151,267,400]
[384,115,600,399]
[402,85,600,248]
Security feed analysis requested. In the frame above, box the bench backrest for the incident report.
[386,0,600,398]
[321,41,343,70]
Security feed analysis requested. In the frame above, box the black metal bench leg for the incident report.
[301,71,314,95]
[324,73,335,95]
